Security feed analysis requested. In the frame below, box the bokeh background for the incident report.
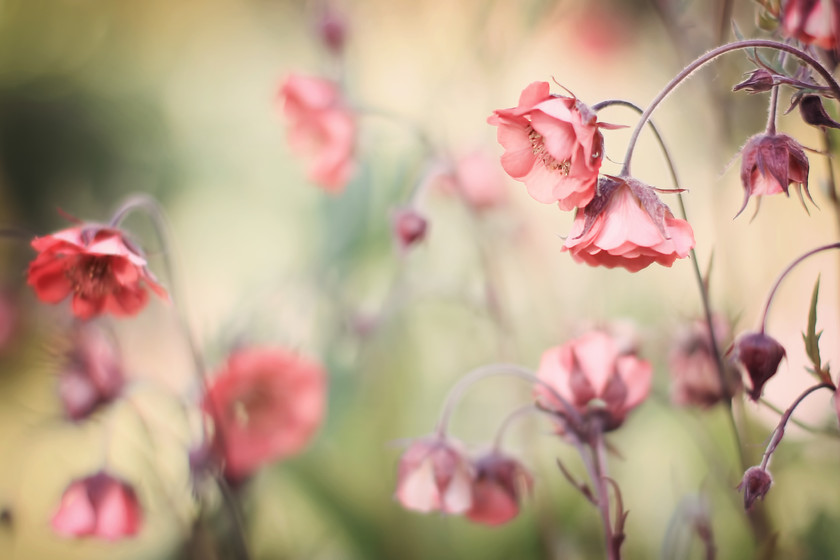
[0,0,839,558]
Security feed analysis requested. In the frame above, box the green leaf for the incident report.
[802,277,831,383]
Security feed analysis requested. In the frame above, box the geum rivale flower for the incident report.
[202,346,327,481]
[51,472,142,541]
[562,175,695,272]
[27,224,167,319]
[488,81,622,211]
[394,437,474,515]
[279,73,356,193]
[737,132,812,218]
[781,0,840,51]
[465,452,532,526]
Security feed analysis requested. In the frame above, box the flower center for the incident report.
[67,256,114,299]
[528,126,571,175]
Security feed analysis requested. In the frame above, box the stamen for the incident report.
[528,126,571,175]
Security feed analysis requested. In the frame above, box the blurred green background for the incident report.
[0,0,839,558]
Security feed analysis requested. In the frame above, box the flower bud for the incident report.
[316,5,348,56]
[799,95,840,130]
[392,208,428,252]
[731,332,786,401]
[737,133,811,218]
[465,452,533,526]
[737,466,773,510]
[732,69,776,94]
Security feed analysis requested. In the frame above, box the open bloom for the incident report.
[535,329,652,432]
[279,73,356,192]
[58,325,125,421]
[27,225,167,319]
[51,473,142,540]
[394,437,474,515]
[203,346,327,481]
[781,0,840,50]
[563,175,695,272]
[488,81,620,210]
[465,452,532,526]
[737,133,811,217]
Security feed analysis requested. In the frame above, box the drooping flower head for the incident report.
[488,82,621,211]
[738,466,773,510]
[27,224,168,320]
[394,437,474,515]
[51,472,142,541]
[781,0,840,51]
[737,132,812,217]
[730,332,786,401]
[279,73,356,192]
[562,175,695,272]
[438,151,509,211]
[202,346,327,481]
[669,315,741,408]
[465,452,533,526]
[57,325,125,421]
[535,329,652,433]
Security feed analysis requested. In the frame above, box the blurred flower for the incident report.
[465,452,532,526]
[392,207,428,252]
[203,346,327,481]
[730,332,786,401]
[51,472,142,540]
[394,437,474,514]
[669,315,740,408]
[316,4,348,56]
[279,74,356,192]
[27,225,167,320]
[562,176,695,272]
[58,325,125,421]
[487,81,620,211]
[439,151,508,211]
[737,133,811,217]
[738,466,773,510]
[781,0,839,50]
[535,329,652,432]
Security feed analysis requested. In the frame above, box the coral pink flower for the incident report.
[488,81,620,211]
[27,225,167,320]
[465,452,532,526]
[203,346,327,481]
[279,74,356,192]
[439,151,508,211]
[58,326,125,421]
[737,133,811,217]
[782,0,840,50]
[563,176,695,272]
[535,329,652,432]
[394,437,474,514]
[51,473,142,540]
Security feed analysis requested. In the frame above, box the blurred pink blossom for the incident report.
[279,74,356,192]
[439,152,508,211]
[202,346,327,481]
[51,473,142,540]
[781,0,839,50]
[58,326,125,421]
[392,207,428,252]
[465,452,532,526]
[535,329,652,432]
[394,437,474,514]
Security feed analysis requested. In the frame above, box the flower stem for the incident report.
[766,86,779,135]
[759,242,840,334]
[592,426,619,560]
[621,40,840,176]
[491,404,542,451]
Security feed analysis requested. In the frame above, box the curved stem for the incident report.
[491,404,542,451]
[759,242,840,333]
[621,39,840,176]
[434,363,584,438]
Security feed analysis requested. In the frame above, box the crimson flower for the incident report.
[465,452,532,526]
[202,346,327,481]
[279,73,356,192]
[535,329,652,432]
[781,0,840,51]
[27,225,167,320]
[394,437,474,515]
[562,175,695,272]
[737,133,811,217]
[51,472,142,540]
[488,81,620,211]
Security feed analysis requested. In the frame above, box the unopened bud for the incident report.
[733,69,776,94]
[316,7,347,55]
[392,208,428,251]
[731,332,786,401]
[737,466,773,510]
[799,95,840,130]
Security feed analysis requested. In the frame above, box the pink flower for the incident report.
[58,325,125,421]
[487,82,620,210]
[279,74,356,192]
[669,315,740,408]
[535,329,652,432]
[51,473,142,540]
[563,176,695,272]
[27,225,167,319]
[202,346,327,481]
[782,0,840,51]
[465,452,533,526]
[737,133,811,217]
[394,437,474,514]
[439,152,508,211]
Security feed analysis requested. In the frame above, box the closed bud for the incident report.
[392,208,428,252]
[737,466,773,510]
[732,69,776,94]
[465,452,533,526]
[799,95,840,130]
[731,332,786,401]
